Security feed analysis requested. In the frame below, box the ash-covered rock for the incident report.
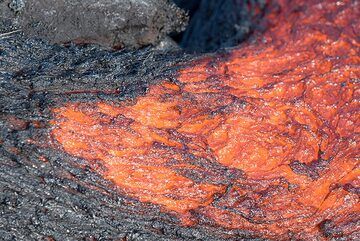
[0,0,188,49]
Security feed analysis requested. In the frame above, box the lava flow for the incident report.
[51,0,359,240]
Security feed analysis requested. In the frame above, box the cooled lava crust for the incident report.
[51,0,359,240]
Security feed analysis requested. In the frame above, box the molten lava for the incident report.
[51,0,359,239]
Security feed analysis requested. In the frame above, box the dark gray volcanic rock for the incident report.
[0,0,188,48]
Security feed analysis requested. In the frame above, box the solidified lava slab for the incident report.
[50,0,360,240]
[0,0,187,49]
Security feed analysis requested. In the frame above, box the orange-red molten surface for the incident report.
[51,0,359,239]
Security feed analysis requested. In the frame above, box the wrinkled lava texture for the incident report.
[50,0,360,240]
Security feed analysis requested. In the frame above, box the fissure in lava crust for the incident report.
[50,0,359,240]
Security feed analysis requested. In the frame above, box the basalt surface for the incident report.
[0,0,187,49]
[1,0,359,240]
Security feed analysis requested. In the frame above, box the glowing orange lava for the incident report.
[51,0,359,239]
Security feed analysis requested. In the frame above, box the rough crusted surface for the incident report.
[51,0,360,239]
[1,0,360,241]
[1,38,249,241]
[0,0,187,48]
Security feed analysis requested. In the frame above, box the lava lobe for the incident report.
[51,0,359,239]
